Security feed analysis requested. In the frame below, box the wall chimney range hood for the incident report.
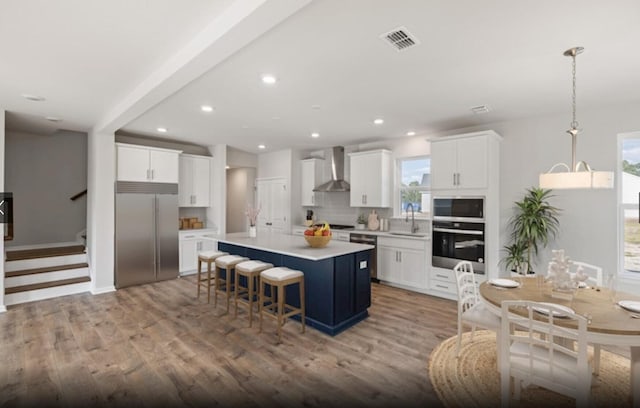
[313,146,350,192]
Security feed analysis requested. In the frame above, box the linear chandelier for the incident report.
[539,47,614,189]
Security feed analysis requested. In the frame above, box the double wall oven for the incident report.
[431,197,486,273]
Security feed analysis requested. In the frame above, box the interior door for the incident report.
[255,178,288,233]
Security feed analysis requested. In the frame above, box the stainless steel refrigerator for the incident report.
[115,182,179,288]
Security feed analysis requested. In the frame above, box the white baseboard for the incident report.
[91,285,116,295]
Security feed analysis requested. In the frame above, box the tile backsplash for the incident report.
[301,192,430,234]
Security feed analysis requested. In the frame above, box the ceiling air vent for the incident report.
[471,105,491,114]
[380,27,419,51]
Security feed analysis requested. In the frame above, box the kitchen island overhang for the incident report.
[217,233,374,336]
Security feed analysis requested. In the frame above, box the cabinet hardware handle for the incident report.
[453,173,456,186]
[150,169,154,180]
[433,227,483,235]
[436,274,448,279]
[436,284,448,289]
[147,169,150,179]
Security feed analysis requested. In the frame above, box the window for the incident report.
[621,135,640,273]
[398,156,430,218]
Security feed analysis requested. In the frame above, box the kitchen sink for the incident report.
[388,232,428,238]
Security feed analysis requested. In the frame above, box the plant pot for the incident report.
[249,226,257,237]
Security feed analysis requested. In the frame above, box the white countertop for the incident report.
[218,232,374,261]
[179,228,218,237]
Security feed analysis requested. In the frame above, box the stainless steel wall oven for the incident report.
[432,197,485,273]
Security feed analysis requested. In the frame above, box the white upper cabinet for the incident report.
[301,158,323,207]
[349,149,392,208]
[430,131,499,190]
[179,154,211,207]
[116,143,181,183]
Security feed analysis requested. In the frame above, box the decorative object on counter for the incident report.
[546,249,586,300]
[303,222,332,247]
[500,187,560,275]
[305,209,314,227]
[356,213,367,230]
[368,210,380,231]
[245,202,261,237]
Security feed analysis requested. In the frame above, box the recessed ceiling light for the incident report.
[406,131,416,136]
[201,105,214,112]
[22,93,45,102]
[261,74,277,85]
[258,144,266,149]
[45,116,62,122]
[311,132,320,138]
[225,165,230,170]
[157,127,168,133]
[373,118,384,125]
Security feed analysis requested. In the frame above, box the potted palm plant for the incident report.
[501,187,561,275]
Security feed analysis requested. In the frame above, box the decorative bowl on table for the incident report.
[304,234,332,248]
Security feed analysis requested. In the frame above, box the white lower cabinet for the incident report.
[428,265,486,300]
[179,230,217,275]
[377,236,428,291]
[429,267,457,298]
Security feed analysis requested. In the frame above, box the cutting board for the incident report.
[368,210,379,231]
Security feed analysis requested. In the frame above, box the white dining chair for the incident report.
[572,260,604,375]
[500,300,592,408]
[572,261,603,289]
[454,260,501,357]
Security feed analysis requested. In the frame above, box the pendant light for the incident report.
[538,47,614,189]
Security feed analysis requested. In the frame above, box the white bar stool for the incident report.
[259,267,305,342]
[234,260,274,326]
[196,250,228,303]
[214,254,249,312]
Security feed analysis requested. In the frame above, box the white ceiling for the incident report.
[3,0,640,154]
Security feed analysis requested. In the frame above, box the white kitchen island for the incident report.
[217,232,374,336]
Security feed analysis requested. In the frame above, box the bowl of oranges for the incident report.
[303,222,332,248]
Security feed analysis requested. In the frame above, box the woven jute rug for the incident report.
[428,330,631,407]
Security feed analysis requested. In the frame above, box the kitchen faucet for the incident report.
[405,203,419,233]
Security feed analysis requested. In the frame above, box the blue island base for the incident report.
[218,241,372,337]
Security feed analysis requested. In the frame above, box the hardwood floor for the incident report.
[0,277,458,408]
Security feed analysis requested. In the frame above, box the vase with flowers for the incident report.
[245,203,260,237]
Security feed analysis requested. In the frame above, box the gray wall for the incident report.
[226,167,255,233]
[5,130,87,246]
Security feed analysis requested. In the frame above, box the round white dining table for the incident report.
[480,276,640,407]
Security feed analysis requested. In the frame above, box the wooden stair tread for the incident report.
[6,245,86,261]
[6,263,89,278]
[5,276,91,294]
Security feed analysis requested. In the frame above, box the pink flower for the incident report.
[245,203,261,226]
